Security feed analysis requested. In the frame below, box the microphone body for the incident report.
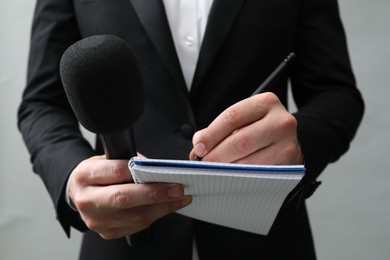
[60,34,151,247]
[100,129,152,247]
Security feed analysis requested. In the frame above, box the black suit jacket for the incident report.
[18,0,364,259]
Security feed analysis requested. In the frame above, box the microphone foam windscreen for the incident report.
[60,35,145,134]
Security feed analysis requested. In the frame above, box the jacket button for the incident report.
[180,124,194,139]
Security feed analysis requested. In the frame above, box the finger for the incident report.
[75,156,133,186]
[204,107,296,163]
[79,182,187,212]
[203,118,274,163]
[191,93,280,158]
[92,196,192,239]
[233,140,300,165]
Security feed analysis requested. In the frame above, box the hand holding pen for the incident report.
[190,52,304,165]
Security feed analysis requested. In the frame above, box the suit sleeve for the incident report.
[291,0,364,191]
[18,0,94,236]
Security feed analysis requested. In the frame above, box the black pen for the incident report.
[251,52,296,96]
[193,53,296,161]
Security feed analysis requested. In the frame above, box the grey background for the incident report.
[1,0,389,259]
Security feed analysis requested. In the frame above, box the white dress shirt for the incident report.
[162,0,213,89]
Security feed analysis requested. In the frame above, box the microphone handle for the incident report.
[100,129,152,247]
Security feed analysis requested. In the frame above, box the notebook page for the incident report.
[129,157,304,235]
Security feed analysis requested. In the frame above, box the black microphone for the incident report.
[59,34,151,247]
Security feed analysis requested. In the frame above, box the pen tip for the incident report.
[193,156,203,161]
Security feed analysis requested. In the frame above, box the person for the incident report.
[18,0,364,259]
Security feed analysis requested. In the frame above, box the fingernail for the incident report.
[180,196,192,207]
[168,186,182,198]
[193,143,206,158]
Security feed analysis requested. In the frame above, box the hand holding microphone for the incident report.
[60,35,192,246]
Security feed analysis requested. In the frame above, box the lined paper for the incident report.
[129,157,305,235]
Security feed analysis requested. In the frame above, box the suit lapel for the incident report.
[192,0,246,90]
[129,0,187,93]
[129,0,246,93]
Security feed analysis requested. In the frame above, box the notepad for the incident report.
[129,157,305,235]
